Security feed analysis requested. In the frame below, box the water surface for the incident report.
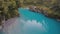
[5,8,60,34]
[18,8,60,34]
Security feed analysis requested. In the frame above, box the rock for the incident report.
[29,6,60,20]
[57,19,60,21]
[0,26,2,30]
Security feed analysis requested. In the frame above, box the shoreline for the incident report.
[28,6,60,21]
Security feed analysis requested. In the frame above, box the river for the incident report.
[3,8,60,34]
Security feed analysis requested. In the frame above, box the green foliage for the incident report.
[0,0,20,25]
[20,0,60,19]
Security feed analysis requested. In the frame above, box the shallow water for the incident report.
[3,8,60,34]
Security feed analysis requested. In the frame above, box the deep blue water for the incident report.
[18,8,60,34]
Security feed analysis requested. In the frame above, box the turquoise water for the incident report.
[6,8,60,34]
[1,8,60,34]
[18,8,60,34]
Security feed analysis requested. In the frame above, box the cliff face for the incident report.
[0,0,20,25]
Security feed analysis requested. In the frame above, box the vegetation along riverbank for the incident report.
[0,0,60,29]
[20,0,60,21]
[0,0,20,27]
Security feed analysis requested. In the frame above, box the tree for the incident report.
[0,0,20,26]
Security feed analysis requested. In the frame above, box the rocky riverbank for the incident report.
[29,6,60,21]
